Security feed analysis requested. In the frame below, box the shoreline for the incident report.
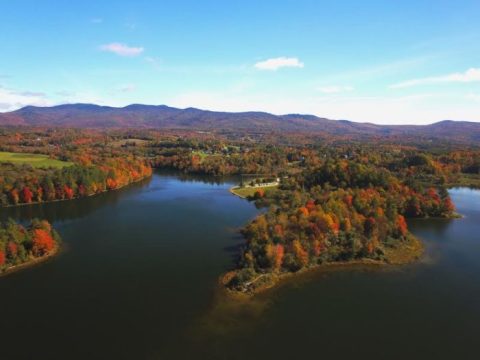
[0,245,61,277]
[1,174,152,208]
[229,184,279,199]
[221,236,424,297]
[229,186,247,199]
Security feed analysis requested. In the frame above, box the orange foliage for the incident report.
[274,244,285,270]
[298,207,309,216]
[267,243,285,270]
[292,240,309,267]
[32,229,55,256]
[64,185,74,199]
[396,215,408,237]
[10,189,19,205]
[254,189,265,198]
[106,178,118,190]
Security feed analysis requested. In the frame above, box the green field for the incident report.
[0,152,73,168]
[230,185,279,198]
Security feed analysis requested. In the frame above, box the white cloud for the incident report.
[254,57,304,71]
[99,43,144,57]
[317,86,354,94]
[0,87,53,111]
[390,68,480,89]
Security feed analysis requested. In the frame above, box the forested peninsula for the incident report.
[0,219,61,274]
[222,158,456,294]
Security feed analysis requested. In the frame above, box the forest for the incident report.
[0,219,60,273]
[222,158,456,292]
[1,126,479,289]
[0,128,152,206]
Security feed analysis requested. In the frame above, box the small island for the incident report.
[0,219,61,274]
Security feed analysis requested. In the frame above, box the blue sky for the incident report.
[1,0,479,124]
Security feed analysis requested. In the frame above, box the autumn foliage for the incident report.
[0,219,60,272]
[32,229,55,256]
[1,157,152,207]
[227,154,458,291]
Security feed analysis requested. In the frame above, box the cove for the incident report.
[0,172,479,360]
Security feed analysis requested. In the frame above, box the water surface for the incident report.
[0,174,478,360]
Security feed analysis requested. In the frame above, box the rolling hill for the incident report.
[0,104,479,142]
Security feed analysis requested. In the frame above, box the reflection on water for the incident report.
[0,177,479,360]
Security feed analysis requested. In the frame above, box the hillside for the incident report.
[0,104,479,142]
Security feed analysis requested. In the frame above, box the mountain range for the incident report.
[1,103,479,142]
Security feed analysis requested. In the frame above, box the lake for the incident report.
[0,173,479,360]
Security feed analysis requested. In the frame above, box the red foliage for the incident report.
[22,186,33,203]
[64,185,74,199]
[7,242,18,258]
[274,224,284,237]
[427,187,440,203]
[305,199,316,212]
[0,250,5,266]
[443,198,455,213]
[254,189,265,199]
[78,184,86,196]
[32,229,55,256]
[344,195,353,207]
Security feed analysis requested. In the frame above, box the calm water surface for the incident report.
[0,174,479,360]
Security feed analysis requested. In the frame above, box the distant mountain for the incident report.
[0,103,479,142]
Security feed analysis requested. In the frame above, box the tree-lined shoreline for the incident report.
[0,219,61,274]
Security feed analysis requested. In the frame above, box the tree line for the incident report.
[0,157,152,206]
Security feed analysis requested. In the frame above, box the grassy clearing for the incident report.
[230,185,279,198]
[0,152,73,168]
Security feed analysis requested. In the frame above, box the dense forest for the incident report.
[222,158,456,292]
[0,219,60,273]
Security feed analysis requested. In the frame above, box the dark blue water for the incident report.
[0,174,478,360]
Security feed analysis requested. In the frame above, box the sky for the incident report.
[0,0,479,124]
